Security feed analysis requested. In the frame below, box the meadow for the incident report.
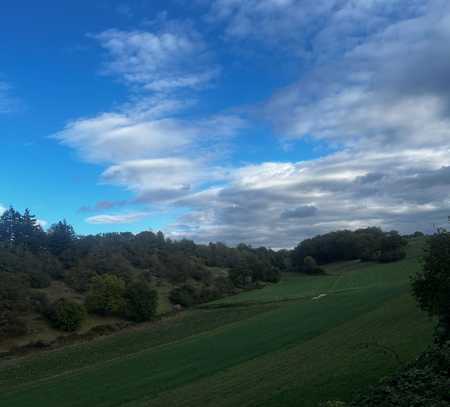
[0,238,434,407]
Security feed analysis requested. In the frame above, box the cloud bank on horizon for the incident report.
[50,0,450,247]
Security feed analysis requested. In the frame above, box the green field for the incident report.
[0,238,434,407]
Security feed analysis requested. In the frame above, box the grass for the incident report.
[0,238,434,407]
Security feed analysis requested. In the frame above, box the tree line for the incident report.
[0,207,413,340]
[292,227,408,274]
[0,207,288,338]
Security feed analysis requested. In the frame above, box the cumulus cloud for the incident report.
[265,0,450,150]
[102,158,228,203]
[169,148,450,247]
[0,204,6,215]
[86,212,151,225]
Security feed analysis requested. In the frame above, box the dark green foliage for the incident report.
[0,207,45,252]
[85,274,126,316]
[124,283,158,322]
[29,291,49,314]
[47,298,86,332]
[412,229,450,341]
[47,220,76,258]
[169,284,198,307]
[64,268,95,293]
[292,228,407,272]
[229,256,253,288]
[302,256,324,274]
[350,341,450,407]
[378,232,407,263]
[0,272,29,337]
[29,272,51,288]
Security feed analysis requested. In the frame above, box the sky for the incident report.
[1,0,450,248]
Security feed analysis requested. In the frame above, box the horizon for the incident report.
[2,0,450,248]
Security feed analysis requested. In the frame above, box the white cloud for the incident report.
[102,158,227,203]
[56,22,245,205]
[85,212,151,225]
[93,27,218,92]
[37,219,48,229]
[58,4,450,247]
[265,1,450,150]
[0,204,6,215]
[168,148,450,247]
[54,110,196,163]
[208,0,426,58]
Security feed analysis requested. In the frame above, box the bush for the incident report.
[0,311,28,337]
[412,230,450,341]
[64,268,95,293]
[47,298,86,332]
[29,291,49,314]
[169,285,198,307]
[123,283,158,322]
[0,272,30,337]
[302,256,324,274]
[350,341,450,407]
[29,272,51,288]
[378,248,406,263]
[85,274,126,316]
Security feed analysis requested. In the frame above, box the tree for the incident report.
[0,207,21,247]
[229,256,253,287]
[303,256,323,274]
[412,229,450,341]
[124,283,158,322]
[47,220,76,257]
[47,298,86,332]
[85,274,126,316]
[378,231,407,263]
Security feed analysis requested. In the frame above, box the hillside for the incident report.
[0,238,434,407]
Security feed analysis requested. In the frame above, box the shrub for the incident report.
[302,256,324,274]
[123,283,158,322]
[29,291,49,314]
[378,248,406,263]
[29,272,51,288]
[64,268,95,293]
[85,274,126,316]
[0,311,28,337]
[0,272,30,337]
[350,341,450,407]
[169,285,198,307]
[47,298,86,332]
[412,230,450,341]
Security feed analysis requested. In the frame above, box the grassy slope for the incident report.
[0,238,433,407]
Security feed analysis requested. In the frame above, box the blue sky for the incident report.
[1,0,450,247]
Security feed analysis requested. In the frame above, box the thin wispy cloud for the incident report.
[56,21,245,211]
[86,211,151,225]
[0,81,17,113]
[93,26,219,92]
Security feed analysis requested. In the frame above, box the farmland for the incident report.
[0,238,434,407]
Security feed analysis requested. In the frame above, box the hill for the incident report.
[0,237,434,407]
